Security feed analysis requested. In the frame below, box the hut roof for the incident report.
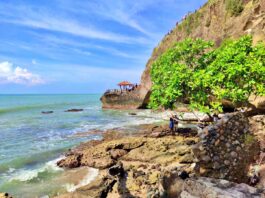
[118,81,133,86]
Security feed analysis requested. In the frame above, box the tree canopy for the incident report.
[149,36,265,113]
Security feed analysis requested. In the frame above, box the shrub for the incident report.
[225,0,244,16]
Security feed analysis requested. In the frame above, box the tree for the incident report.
[149,36,265,113]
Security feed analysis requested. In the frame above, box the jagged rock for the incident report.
[57,155,81,168]
[109,149,128,160]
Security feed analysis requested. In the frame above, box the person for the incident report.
[169,117,175,135]
[213,114,219,122]
[173,115,179,132]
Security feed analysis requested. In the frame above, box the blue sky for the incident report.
[0,0,207,94]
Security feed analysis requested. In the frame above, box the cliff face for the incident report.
[139,0,265,105]
[102,0,265,109]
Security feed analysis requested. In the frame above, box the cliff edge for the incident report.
[101,0,265,109]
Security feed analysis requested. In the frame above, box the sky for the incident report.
[0,0,207,94]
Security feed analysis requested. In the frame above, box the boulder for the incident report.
[41,111,53,114]
[65,109,83,112]
[57,155,81,168]
[180,177,265,198]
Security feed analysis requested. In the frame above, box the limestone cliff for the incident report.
[102,0,265,109]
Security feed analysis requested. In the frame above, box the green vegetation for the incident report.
[208,0,218,6]
[149,36,265,113]
[225,0,244,16]
[243,134,255,146]
[178,11,203,35]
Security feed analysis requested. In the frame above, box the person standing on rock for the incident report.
[173,115,179,132]
[169,117,175,135]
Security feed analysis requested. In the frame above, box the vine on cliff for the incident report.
[149,36,265,113]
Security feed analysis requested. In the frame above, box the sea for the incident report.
[0,94,165,197]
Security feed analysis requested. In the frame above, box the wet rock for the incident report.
[56,176,116,198]
[65,109,83,112]
[57,154,81,168]
[41,111,53,114]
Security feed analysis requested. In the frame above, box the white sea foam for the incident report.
[9,156,64,182]
[64,167,99,192]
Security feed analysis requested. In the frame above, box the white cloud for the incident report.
[59,0,157,38]
[0,61,44,85]
[0,4,149,44]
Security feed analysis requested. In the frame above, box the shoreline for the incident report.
[1,111,264,197]
[54,112,265,198]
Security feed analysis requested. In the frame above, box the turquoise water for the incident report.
[0,94,163,197]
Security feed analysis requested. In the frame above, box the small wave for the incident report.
[64,168,99,192]
[0,104,55,115]
[0,102,90,115]
[8,157,64,182]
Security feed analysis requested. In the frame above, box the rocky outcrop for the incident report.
[56,125,200,198]
[57,135,199,170]
[100,89,145,109]
[193,113,260,183]
[55,112,265,197]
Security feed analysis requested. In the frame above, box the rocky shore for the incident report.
[52,112,265,198]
